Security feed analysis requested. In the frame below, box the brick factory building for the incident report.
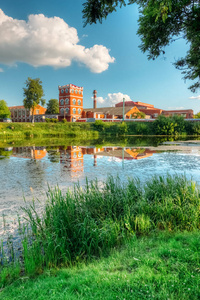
[9,104,46,122]
[58,83,83,122]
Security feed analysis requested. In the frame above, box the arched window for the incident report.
[75,89,78,94]
[73,99,76,105]
[73,108,76,114]
[65,98,69,104]
[65,88,68,93]
[60,99,64,105]
[79,90,82,95]
[61,89,64,93]
[71,89,74,93]
[78,108,81,114]
[78,99,81,105]
[78,151,82,157]
[66,108,69,113]
[60,108,64,115]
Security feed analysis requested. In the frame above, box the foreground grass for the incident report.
[1,231,200,300]
[1,175,200,289]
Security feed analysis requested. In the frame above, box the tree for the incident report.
[0,100,11,119]
[46,99,59,114]
[83,0,200,92]
[23,77,45,123]
[194,112,200,119]
[131,111,146,119]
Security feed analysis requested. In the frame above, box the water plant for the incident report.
[0,174,200,286]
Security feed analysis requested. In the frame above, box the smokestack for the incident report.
[93,90,97,109]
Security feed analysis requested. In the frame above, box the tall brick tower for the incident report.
[58,84,83,122]
[93,90,97,109]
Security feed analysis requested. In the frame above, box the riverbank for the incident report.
[0,122,99,139]
[0,175,200,289]
[1,116,200,139]
[1,231,200,299]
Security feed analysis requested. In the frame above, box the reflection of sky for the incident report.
[1,147,200,236]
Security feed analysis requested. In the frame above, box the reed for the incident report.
[0,175,200,286]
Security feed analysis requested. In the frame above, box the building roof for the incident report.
[83,106,137,116]
[139,108,163,115]
[115,101,155,108]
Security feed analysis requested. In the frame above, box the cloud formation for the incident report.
[189,95,200,100]
[0,9,115,73]
[97,92,132,106]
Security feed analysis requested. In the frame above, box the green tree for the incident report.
[23,77,45,123]
[46,99,59,114]
[83,0,200,91]
[131,111,146,119]
[194,112,200,119]
[0,100,11,119]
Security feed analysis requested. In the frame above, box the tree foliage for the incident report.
[0,100,11,119]
[46,99,59,114]
[83,0,200,91]
[23,78,45,123]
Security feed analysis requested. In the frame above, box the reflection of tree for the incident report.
[0,148,12,160]
[47,149,60,163]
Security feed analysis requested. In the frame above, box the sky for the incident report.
[0,0,200,113]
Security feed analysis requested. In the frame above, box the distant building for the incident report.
[82,106,140,120]
[9,104,46,122]
[58,84,83,122]
[162,109,193,119]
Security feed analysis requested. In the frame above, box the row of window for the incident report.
[60,108,82,114]
[61,88,82,95]
[60,99,82,105]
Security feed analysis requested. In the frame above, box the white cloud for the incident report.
[96,92,132,106]
[0,68,3,72]
[0,9,115,73]
[189,95,200,100]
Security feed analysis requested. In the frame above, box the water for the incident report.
[1,138,200,236]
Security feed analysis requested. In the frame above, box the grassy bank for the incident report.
[1,175,200,288]
[1,231,200,299]
[0,122,99,139]
[1,116,200,140]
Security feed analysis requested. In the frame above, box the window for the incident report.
[73,99,76,105]
[61,89,64,93]
[75,89,78,94]
[78,108,81,114]
[65,98,69,104]
[60,108,64,114]
[73,108,76,114]
[78,151,82,157]
[66,108,69,113]
[71,89,74,93]
[18,110,21,116]
[78,99,81,105]
[79,90,82,95]
[73,152,77,158]
[60,99,64,105]
[36,109,39,115]
[65,88,68,93]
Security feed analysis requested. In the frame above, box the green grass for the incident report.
[0,122,99,139]
[1,231,200,299]
[1,175,200,289]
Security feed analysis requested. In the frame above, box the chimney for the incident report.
[93,90,97,109]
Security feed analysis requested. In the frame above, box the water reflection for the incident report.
[1,142,200,237]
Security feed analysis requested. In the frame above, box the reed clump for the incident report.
[1,175,200,285]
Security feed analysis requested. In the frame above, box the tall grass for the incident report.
[0,175,200,286]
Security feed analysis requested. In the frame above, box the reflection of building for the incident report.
[9,105,46,122]
[60,146,84,174]
[12,147,47,159]
[58,84,83,122]
[93,147,156,160]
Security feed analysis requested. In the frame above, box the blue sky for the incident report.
[0,0,200,112]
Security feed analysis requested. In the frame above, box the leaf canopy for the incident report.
[83,0,200,91]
